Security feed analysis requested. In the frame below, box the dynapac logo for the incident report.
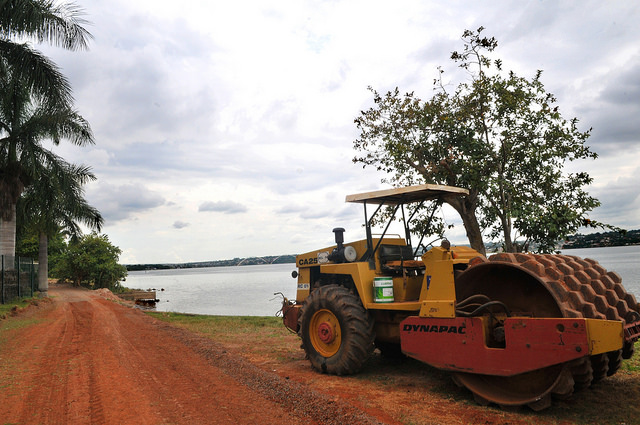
[402,323,466,334]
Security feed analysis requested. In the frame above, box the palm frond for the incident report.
[0,0,93,51]
[0,39,73,105]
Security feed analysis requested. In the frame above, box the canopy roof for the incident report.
[345,184,468,206]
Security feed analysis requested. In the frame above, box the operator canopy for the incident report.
[345,184,468,206]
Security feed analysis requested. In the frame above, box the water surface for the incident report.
[125,246,640,316]
[125,263,297,316]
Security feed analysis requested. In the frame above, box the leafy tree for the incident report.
[0,0,92,106]
[56,233,127,290]
[354,27,606,253]
[19,161,103,293]
[0,66,94,261]
[16,225,65,272]
[354,85,487,253]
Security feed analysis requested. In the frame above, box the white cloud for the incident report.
[199,201,248,214]
[35,0,640,263]
[590,168,640,228]
[88,182,166,223]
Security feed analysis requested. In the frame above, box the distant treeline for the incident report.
[125,255,297,271]
[126,230,639,271]
[562,229,640,249]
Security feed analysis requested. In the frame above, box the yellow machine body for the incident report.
[282,184,637,411]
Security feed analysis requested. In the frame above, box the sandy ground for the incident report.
[0,285,388,424]
[3,284,633,425]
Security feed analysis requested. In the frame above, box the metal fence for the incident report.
[1,256,37,304]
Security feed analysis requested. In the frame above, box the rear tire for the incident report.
[298,284,374,375]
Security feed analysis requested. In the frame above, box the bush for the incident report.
[55,233,127,290]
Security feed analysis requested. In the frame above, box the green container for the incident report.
[373,277,394,303]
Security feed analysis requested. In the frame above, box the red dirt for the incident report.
[0,285,388,425]
[0,284,604,425]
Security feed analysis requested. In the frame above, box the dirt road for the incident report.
[4,285,638,425]
[0,285,386,425]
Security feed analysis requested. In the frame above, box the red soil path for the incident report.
[0,285,385,425]
[1,284,602,425]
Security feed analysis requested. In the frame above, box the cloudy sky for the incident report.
[41,0,640,264]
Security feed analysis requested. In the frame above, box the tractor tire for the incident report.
[298,284,375,375]
[453,253,639,410]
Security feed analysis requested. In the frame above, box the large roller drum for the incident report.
[453,253,639,410]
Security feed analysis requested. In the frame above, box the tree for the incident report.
[19,161,103,294]
[56,233,127,290]
[0,0,92,106]
[16,226,66,272]
[0,66,94,262]
[354,27,604,253]
[0,0,93,263]
[354,85,488,254]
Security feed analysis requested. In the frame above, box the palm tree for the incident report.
[19,160,102,294]
[0,0,92,106]
[0,67,94,263]
[1,0,93,264]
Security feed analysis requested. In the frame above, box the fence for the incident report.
[1,256,37,304]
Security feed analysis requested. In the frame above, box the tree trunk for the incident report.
[446,194,486,256]
[38,232,49,296]
[500,213,514,252]
[0,202,17,267]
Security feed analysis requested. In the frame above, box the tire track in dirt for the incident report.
[15,300,80,424]
[1,285,388,424]
[10,299,98,424]
[92,296,319,425]
[147,317,390,425]
[6,284,612,425]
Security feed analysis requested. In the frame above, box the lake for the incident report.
[124,245,640,316]
[559,245,640,295]
[125,263,298,316]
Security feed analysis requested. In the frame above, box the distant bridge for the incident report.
[236,255,287,266]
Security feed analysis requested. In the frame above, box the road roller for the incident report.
[280,184,640,410]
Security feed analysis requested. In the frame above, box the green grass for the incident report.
[622,341,640,372]
[146,312,286,343]
[146,312,282,329]
[0,296,39,318]
[0,297,48,334]
[144,312,303,365]
[0,297,48,350]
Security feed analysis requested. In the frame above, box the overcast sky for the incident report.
[41,0,640,264]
